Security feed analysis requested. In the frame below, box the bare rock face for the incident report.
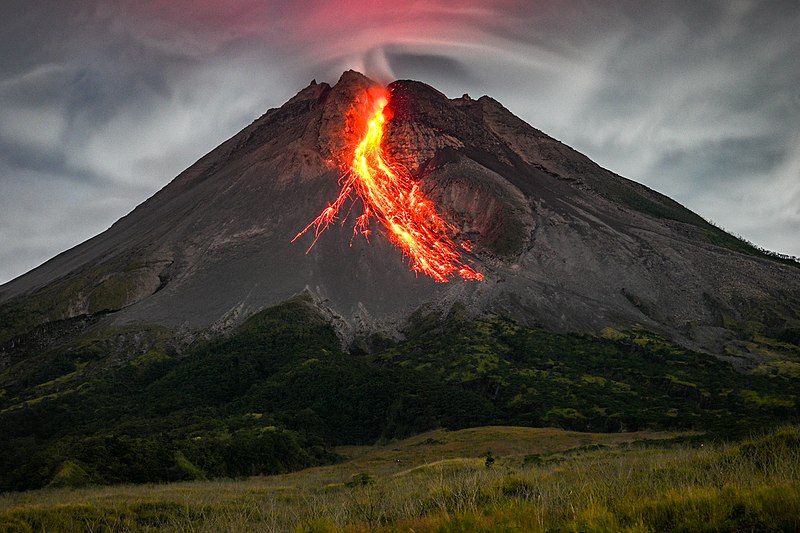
[1,71,799,356]
[317,70,375,163]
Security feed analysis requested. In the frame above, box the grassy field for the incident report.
[1,425,798,532]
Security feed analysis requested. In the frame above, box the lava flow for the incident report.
[293,87,482,282]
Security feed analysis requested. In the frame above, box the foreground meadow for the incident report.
[1,426,798,532]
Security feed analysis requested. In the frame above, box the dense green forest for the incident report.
[1,298,798,491]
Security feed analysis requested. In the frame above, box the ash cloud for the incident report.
[1,0,799,283]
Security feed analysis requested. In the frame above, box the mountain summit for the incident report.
[1,71,798,355]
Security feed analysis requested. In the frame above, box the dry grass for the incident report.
[1,426,797,532]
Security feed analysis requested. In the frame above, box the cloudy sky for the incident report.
[1,0,798,284]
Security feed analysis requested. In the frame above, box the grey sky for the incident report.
[1,0,798,284]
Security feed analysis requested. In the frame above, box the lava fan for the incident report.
[294,87,482,282]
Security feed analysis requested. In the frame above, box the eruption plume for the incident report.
[294,87,482,282]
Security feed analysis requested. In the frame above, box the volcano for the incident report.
[3,71,800,493]
[1,70,799,356]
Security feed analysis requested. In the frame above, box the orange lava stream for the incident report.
[293,88,482,282]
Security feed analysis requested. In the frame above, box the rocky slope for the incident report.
[1,70,798,356]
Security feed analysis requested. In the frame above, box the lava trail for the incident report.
[294,88,482,282]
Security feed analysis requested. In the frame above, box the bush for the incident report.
[47,460,92,488]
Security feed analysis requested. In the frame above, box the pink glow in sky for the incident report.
[107,0,553,80]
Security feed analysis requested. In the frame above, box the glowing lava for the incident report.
[293,88,482,282]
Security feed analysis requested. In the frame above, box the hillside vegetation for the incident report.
[0,426,798,532]
[1,298,798,491]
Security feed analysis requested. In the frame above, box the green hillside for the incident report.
[1,297,797,492]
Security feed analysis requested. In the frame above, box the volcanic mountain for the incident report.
[1,70,799,357]
[4,70,800,493]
